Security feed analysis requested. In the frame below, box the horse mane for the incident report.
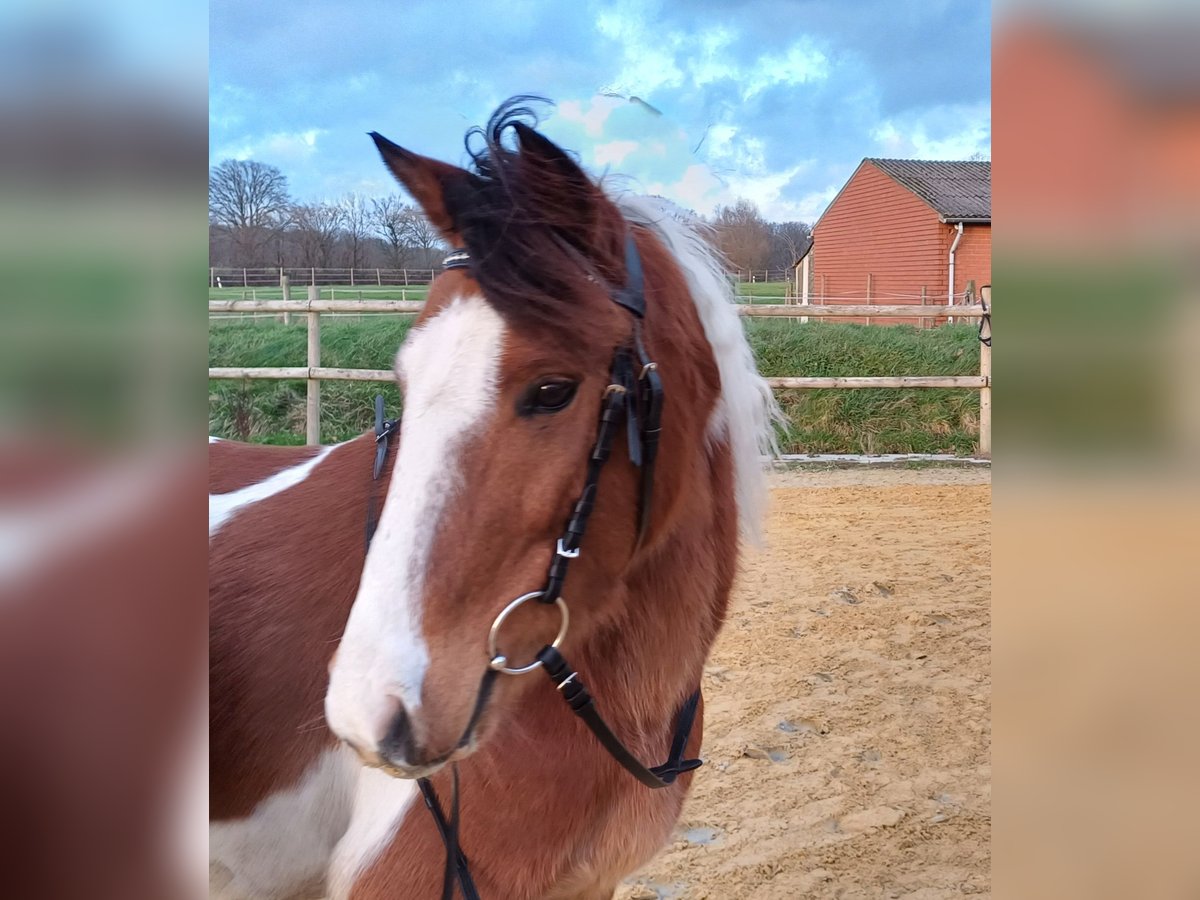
[443,96,628,334]
[615,194,782,544]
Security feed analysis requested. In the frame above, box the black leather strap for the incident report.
[537,646,703,789]
[541,382,628,605]
[611,231,646,318]
[418,767,480,900]
[365,394,399,549]
[631,321,663,546]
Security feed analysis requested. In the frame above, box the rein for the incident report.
[362,234,701,898]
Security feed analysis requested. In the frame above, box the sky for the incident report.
[209,0,990,223]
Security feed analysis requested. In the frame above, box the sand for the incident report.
[617,466,992,899]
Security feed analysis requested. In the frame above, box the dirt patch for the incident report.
[619,468,991,899]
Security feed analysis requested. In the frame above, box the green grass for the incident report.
[209,318,981,454]
[735,281,789,301]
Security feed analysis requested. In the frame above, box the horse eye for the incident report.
[519,379,579,416]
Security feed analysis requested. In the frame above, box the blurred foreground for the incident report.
[995,3,1200,898]
[0,1,207,897]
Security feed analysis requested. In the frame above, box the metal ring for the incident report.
[487,591,569,676]
[604,384,627,397]
[639,361,658,378]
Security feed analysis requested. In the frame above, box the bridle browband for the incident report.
[364,233,700,899]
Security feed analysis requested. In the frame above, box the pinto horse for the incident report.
[210,99,777,899]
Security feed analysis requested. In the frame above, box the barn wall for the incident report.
[950,223,992,298]
[810,162,947,323]
[812,162,945,300]
[810,162,991,324]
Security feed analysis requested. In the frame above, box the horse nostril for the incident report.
[378,701,418,765]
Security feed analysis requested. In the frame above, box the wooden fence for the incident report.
[210,266,795,289]
[209,287,992,455]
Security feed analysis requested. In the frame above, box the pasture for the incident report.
[209,318,983,454]
[617,466,991,898]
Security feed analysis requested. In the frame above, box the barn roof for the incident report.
[867,158,991,222]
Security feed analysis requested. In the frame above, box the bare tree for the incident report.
[370,196,412,267]
[209,159,292,228]
[290,202,344,268]
[209,159,293,266]
[339,193,371,270]
[401,206,445,267]
[767,221,813,272]
[713,199,772,273]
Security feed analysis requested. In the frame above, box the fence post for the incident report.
[979,285,991,458]
[306,284,321,446]
[866,273,873,326]
[280,274,291,325]
[921,285,929,329]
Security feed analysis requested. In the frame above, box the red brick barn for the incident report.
[797,159,991,324]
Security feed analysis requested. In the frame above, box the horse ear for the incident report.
[369,132,470,243]
[510,121,618,263]
[511,122,595,199]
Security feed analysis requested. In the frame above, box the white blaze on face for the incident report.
[326,295,506,753]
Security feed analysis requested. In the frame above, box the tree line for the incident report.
[210,159,812,274]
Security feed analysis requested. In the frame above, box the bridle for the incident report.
[364,231,701,899]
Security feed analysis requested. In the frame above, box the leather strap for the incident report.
[537,646,703,789]
[611,231,646,318]
[365,394,399,548]
[417,768,480,900]
[540,381,628,605]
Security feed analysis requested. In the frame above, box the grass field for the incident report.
[208,280,788,304]
[209,316,981,454]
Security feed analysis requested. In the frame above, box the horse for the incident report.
[209,427,397,899]
[209,97,777,899]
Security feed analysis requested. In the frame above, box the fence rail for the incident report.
[209,291,992,455]
[210,266,796,289]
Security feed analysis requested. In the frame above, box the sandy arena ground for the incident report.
[616,466,991,900]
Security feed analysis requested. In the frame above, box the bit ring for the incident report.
[487,591,569,675]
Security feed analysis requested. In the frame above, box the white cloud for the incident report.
[220,129,326,164]
[647,164,725,213]
[871,103,991,159]
[593,139,639,167]
[559,97,620,137]
[742,39,831,100]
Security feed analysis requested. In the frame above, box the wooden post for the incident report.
[306,284,321,446]
[243,268,248,288]
[376,268,382,286]
[979,285,991,458]
[866,273,873,326]
[279,274,291,325]
[921,285,929,329]
[350,268,355,287]
[403,269,409,287]
[311,267,316,286]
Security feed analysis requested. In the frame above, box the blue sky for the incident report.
[210,0,990,223]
